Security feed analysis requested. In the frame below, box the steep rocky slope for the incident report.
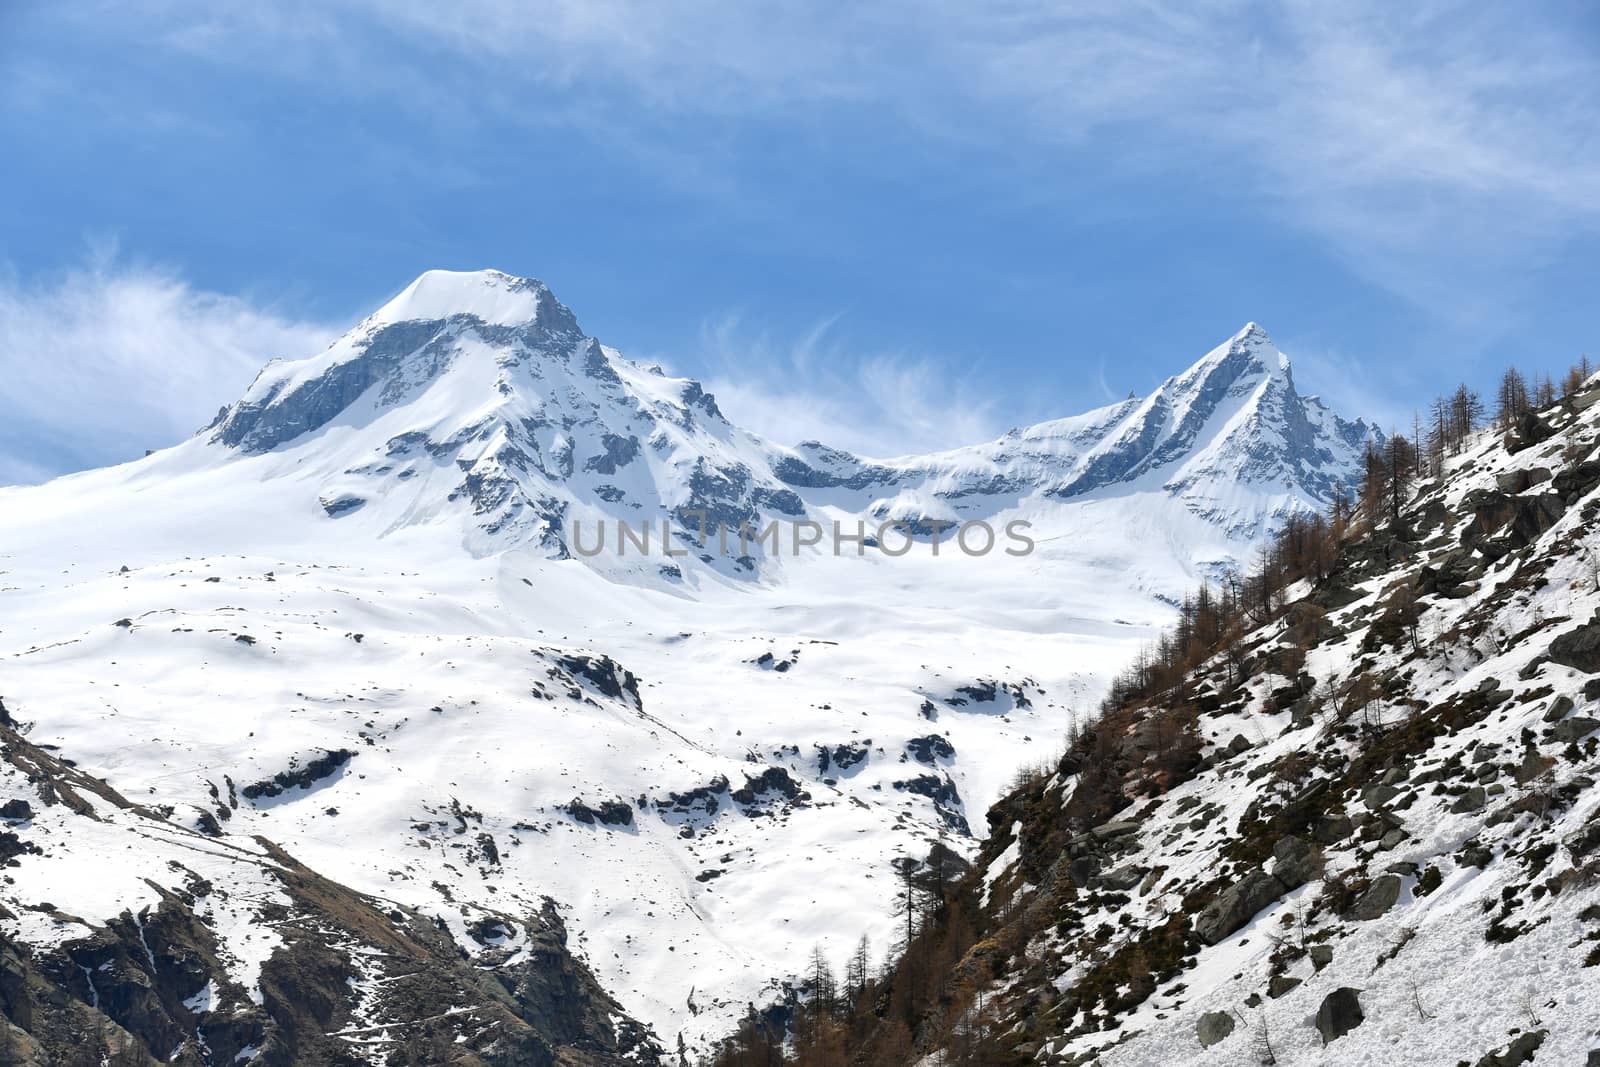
[727,377,1600,1065]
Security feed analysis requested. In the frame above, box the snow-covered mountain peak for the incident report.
[371,268,573,330]
[1172,320,1288,389]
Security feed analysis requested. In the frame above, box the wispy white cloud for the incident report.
[109,0,1592,320]
[695,313,1004,457]
[1278,338,1417,434]
[0,253,337,484]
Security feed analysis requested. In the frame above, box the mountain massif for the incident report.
[0,270,1387,1064]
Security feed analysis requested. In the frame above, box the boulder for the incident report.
[1315,987,1364,1044]
[1460,491,1564,550]
[1495,467,1552,493]
[0,799,32,821]
[1552,716,1599,743]
[1195,870,1287,946]
[1313,813,1353,845]
[1089,820,1141,841]
[1309,944,1334,971]
[1362,784,1400,809]
[1451,787,1487,813]
[1267,975,1301,998]
[1418,549,1481,597]
[1542,695,1574,723]
[1474,1030,1546,1067]
[1271,835,1321,887]
[1095,865,1145,892]
[1554,459,1600,503]
[1350,874,1402,920]
[1196,1011,1235,1048]
[1550,614,1600,673]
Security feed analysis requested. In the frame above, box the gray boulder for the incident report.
[1362,784,1400,809]
[1271,836,1321,887]
[1565,818,1600,860]
[1350,874,1402,920]
[1451,787,1487,813]
[1267,975,1301,998]
[1196,1011,1235,1048]
[1550,614,1600,673]
[1315,987,1364,1044]
[1095,865,1146,892]
[1090,820,1142,840]
[1552,716,1599,743]
[1543,695,1574,723]
[1195,870,1287,945]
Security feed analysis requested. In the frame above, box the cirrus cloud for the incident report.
[0,254,337,484]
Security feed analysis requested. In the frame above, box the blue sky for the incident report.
[2,1,1597,482]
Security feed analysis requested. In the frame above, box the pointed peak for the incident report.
[1175,322,1288,385]
[1223,322,1289,376]
[1232,321,1272,345]
[370,269,574,330]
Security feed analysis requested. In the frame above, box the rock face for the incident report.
[1315,988,1364,1044]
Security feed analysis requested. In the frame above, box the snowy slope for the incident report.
[0,269,1381,1057]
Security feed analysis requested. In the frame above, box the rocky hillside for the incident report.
[715,372,1600,1065]
[0,710,663,1066]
